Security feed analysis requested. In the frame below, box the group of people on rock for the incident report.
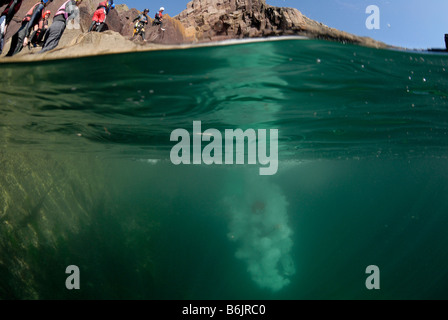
[0,0,166,57]
[132,6,164,41]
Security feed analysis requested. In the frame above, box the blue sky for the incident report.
[119,0,448,49]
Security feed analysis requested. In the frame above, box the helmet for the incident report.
[43,10,51,18]
[111,4,115,9]
[159,7,164,11]
[42,0,53,4]
[143,8,149,13]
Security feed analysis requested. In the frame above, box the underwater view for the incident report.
[1,38,448,299]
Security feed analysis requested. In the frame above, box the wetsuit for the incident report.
[133,13,148,40]
[41,0,78,53]
[0,0,23,54]
[29,13,49,47]
[88,0,113,32]
[6,1,44,56]
[1,0,22,25]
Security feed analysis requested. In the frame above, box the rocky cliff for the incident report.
[0,0,388,60]
[175,0,387,48]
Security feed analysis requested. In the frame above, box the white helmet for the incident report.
[160,7,164,11]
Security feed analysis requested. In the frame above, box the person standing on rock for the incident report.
[5,0,52,56]
[88,0,114,32]
[0,0,24,54]
[28,10,51,48]
[152,7,165,31]
[40,0,82,53]
[132,8,149,41]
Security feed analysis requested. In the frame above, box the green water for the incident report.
[1,38,448,299]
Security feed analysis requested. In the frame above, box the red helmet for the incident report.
[43,10,51,18]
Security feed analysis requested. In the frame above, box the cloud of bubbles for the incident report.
[225,174,295,291]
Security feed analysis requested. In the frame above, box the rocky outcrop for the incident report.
[175,0,387,48]
[0,151,110,298]
[0,0,388,60]
[141,15,195,44]
[176,0,305,42]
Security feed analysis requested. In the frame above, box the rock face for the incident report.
[0,152,110,298]
[176,0,305,41]
[142,15,195,44]
[175,0,387,48]
[0,0,388,59]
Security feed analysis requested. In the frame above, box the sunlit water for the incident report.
[1,38,448,299]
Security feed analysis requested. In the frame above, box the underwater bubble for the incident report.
[225,175,295,292]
